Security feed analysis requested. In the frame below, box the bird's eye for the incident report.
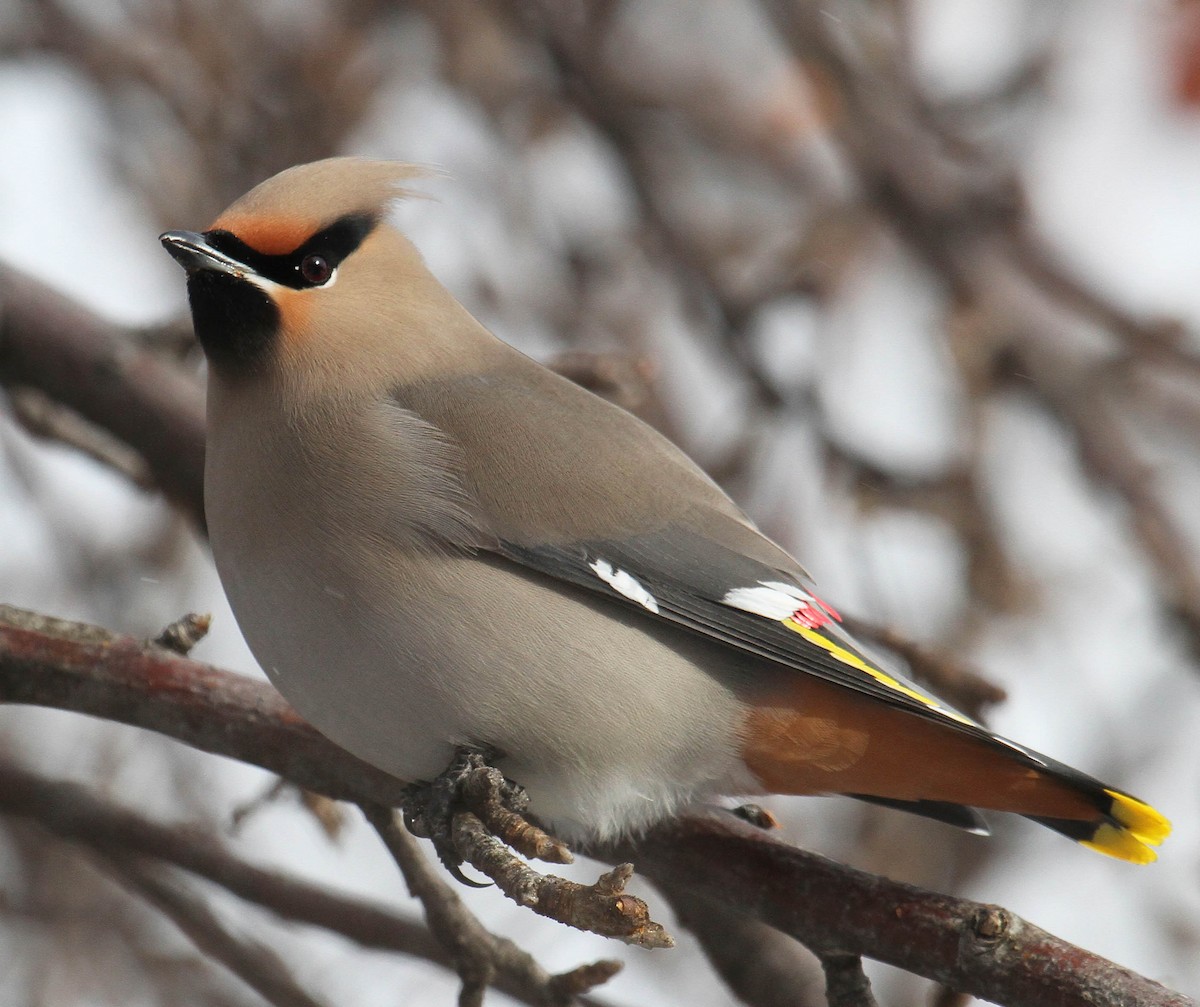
[299,254,333,286]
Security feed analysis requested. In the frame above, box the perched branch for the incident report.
[0,604,410,808]
[606,818,1191,1007]
[0,604,1190,1007]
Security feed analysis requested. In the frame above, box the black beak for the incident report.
[160,230,250,278]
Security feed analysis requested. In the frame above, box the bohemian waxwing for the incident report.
[161,157,1169,862]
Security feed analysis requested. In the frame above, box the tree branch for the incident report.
[98,855,331,1007]
[611,819,1190,1007]
[0,603,1189,1007]
[0,264,206,526]
[0,759,614,1007]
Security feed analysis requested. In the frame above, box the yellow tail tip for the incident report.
[1080,792,1171,864]
[1081,825,1157,864]
[1106,790,1172,847]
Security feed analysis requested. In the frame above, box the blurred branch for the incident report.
[19,0,394,222]
[0,604,1190,1007]
[840,614,1006,722]
[99,855,331,1007]
[762,0,1200,653]
[7,387,155,490]
[0,760,616,1007]
[0,264,206,527]
[501,0,788,411]
[657,885,826,1007]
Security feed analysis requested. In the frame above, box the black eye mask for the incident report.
[204,212,377,289]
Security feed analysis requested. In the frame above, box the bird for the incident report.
[161,157,1169,863]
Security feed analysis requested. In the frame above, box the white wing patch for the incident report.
[723,581,812,620]
[589,558,660,613]
[723,580,839,629]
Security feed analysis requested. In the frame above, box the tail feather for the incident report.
[741,668,1171,863]
[1027,787,1171,864]
[849,794,991,835]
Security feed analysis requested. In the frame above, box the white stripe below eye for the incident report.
[241,268,338,295]
[722,581,813,620]
[589,558,660,613]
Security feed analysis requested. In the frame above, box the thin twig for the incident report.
[452,812,673,949]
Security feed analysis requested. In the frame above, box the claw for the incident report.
[439,853,493,888]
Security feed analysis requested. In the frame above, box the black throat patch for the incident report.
[187,271,280,374]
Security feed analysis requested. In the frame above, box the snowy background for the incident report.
[1,0,1198,1003]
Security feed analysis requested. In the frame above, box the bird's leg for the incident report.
[401,748,572,886]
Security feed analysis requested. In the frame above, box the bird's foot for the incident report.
[401,748,572,885]
[397,748,672,948]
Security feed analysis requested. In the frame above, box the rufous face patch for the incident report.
[209,213,314,255]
